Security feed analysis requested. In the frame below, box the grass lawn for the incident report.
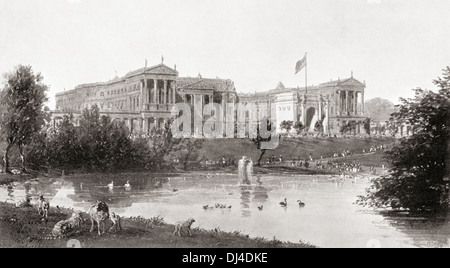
[0,202,315,248]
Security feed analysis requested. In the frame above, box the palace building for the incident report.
[239,75,367,135]
[54,61,238,134]
[53,61,367,136]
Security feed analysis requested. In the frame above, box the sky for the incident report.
[1,0,449,109]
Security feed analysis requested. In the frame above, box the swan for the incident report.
[125,181,131,188]
[108,181,114,188]
[297,200,306,207]
[258,205,264,211]
[279,198,288,207]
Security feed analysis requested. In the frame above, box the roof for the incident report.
[176,77,235,92]
[319,77,365,87]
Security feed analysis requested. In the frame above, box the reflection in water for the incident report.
[380,211,450,248]
[2,173,450,248]
[240,186,252,217]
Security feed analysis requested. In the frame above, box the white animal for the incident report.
[89,201,110,235]
[38,195,50,219]
[173,218,196,237]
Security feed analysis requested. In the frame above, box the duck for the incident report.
[108,181,114,188]
[124,181,131,188]
[297,200,306,207]
[203,205,209,210]
[279,198,288,207]
[258,205,264,211]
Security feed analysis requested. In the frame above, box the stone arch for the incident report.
[306,107,316,128]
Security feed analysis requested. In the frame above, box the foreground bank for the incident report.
[0,203,315,248]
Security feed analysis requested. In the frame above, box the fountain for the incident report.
[238,156,253,185]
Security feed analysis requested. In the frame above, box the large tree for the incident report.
[251,117,276,167]
[358,67,450,213]
[0,65,48,173]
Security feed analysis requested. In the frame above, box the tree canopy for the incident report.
[0,65,48,173]
[358,67,450,213]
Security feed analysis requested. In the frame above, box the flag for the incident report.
[295,54,307,74]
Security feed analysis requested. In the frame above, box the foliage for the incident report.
[358,67,450,212]
[280,120,293,133]
[251,117,276,167]
[25,106,154,172]
[147,119,181,170]
[0,65,48,173]
[340,120,357,135]
[363,118,371,136]
[293,122,305,135]
[176,138,204,170]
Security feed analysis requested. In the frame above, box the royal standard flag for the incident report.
[295,54,307,74]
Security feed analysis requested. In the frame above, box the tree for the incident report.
[251,117,276,167]
[363,118,371,136]
[293,121,305,136]
[148,119,180,170]
[279,120,293,135]
[177,139,203,170]
[0,65,48,173]
[314,114,326,137]
[358,67,450,213]
[340,121,356,136]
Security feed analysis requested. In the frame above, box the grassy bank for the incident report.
[197,137,392,162]
[0,202,315,248]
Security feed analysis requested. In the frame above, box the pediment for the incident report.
[340,78,365,87]
[145,64,178,76]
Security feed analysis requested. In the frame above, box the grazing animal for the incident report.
[279,198,288,207]
[38,195,50,219]
[297,200,306,207]
[109,212,122,232]
[89,201,110,235]
[258,205,264,211]
[51,211,84,238]
[173,218,196,237]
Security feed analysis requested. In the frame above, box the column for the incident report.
[194,94,203,138]
[345,91,349,114]
[172,81,177,104]
[144,79,148,109]
[153,79,158,104]
[154,117,158,129]
[355,92,359,115]
[222,93,227,136]
[139,82,144,110]
[336,92,340,116]
[361,91,365,115]
[324,101,330,134]
[163,80,168,105]
[318,96,322,121]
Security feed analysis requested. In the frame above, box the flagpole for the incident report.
[305,52,308,94]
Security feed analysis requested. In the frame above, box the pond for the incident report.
[1,172,449,248]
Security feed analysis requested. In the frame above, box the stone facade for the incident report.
[238,77,367,135]
[53,61,366,136]
[53,62,237,134]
